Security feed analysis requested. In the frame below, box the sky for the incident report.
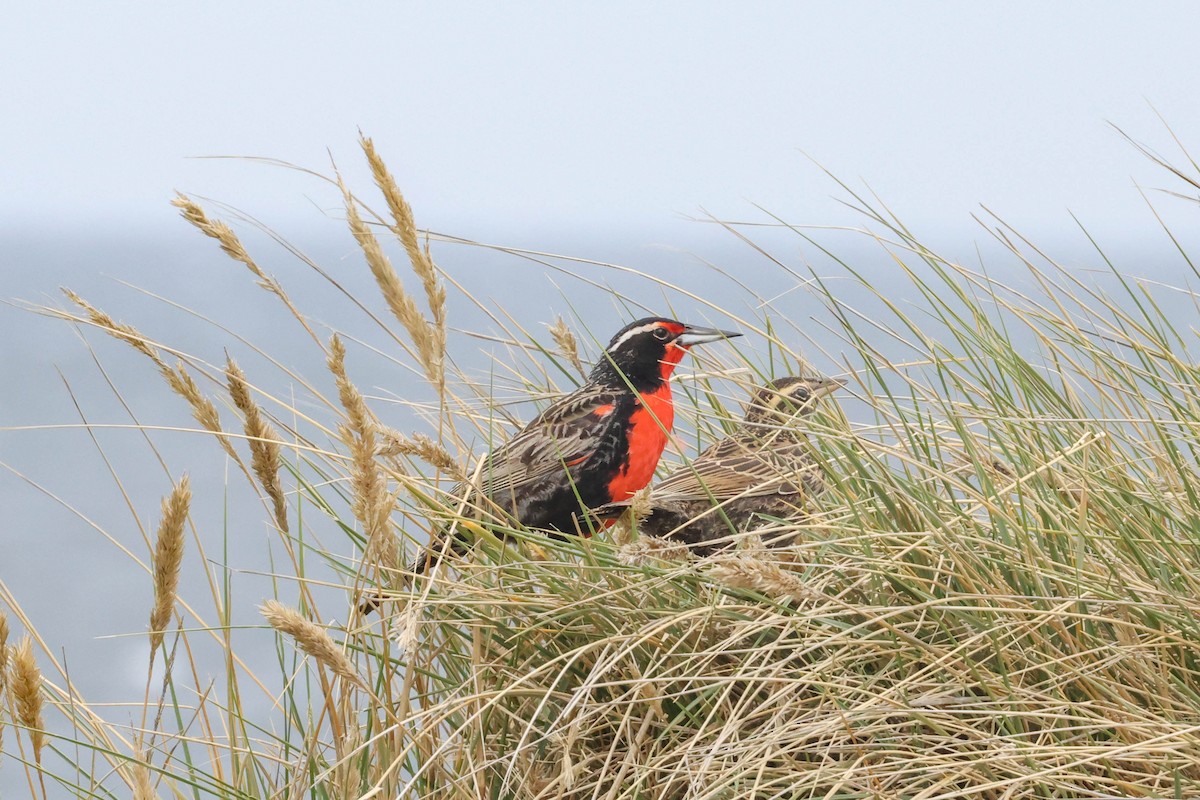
[3,1,1199,248]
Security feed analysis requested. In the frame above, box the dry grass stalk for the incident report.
[378,428,464,479]
[149,476,192,659]
[225,359,289,532]
[339,172,444,388]
[62,289,239,461]
[259,601,360,685]
[359,135,447,361]
[12,636,46,763]
[548,315,585,377]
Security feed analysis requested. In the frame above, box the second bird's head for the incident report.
[592,317,741,390]
[743,376,844,426]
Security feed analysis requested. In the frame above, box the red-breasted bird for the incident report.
[595,376,842,554]
[361,317,740,610]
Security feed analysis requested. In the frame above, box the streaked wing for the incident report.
[470,386,623,500]
[652,436,813,502]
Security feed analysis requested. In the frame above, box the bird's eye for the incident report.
[653,327,671,341]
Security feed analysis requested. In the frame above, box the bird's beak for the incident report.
[676,324,742,348]
[808,377,847,398]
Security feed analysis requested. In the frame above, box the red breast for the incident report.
[605,383,675,502]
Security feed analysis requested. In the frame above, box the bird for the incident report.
[359,317,740,611]
[594,376,842,555]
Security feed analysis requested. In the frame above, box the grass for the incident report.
[4,131,1200,798]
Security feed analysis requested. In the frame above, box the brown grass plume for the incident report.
[259,600,360,685]
[225,359,289,532]
[61,289,239,461]
[339,165,444,390]
[148,476,192,659]
[171,193,318,344]
[359,135,447,370]
[549,315,585,378]
[11,636,46,764]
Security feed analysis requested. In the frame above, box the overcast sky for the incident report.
[4,1,1199,248]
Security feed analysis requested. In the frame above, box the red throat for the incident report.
[658,343,688,382]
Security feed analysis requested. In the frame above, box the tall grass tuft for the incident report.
[9,131,1200,797]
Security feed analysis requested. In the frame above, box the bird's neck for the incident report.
[590,345,687,392]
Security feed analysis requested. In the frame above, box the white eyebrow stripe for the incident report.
[606,322,662,352]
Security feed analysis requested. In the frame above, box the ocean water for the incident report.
[1,218,1196,795]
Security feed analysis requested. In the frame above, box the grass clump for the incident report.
[5,131,1200,798]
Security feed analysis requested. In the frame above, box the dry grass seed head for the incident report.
[367,151,445,327]
[225,358,289,532]
[12,636,46,762]
[617,534,693,566]
[0,608,8,679]
[378,428,464,479]
[131,753,158,800]
[170,194,261,279]
[326,334,376,442]
[63,290,238,461]
[259,600,360,685]
[162,362,239,461]
[339,174,444,389]
[347,426,400,575]
[326,335,399,580]
[171,194,318,343]
[63,288,161,362]
[707,554,816,603]
[548,315,585,377]
[359,135,447,337]
[149,476,192,658]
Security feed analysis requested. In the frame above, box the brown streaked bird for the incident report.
[595,376,842,554]
[359,316,740,613]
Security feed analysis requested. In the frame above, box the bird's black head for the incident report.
[743,376,843,425]
[589,317,740,391]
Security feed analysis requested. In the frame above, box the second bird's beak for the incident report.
[676,324,742,348]
[808,376,847,398]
